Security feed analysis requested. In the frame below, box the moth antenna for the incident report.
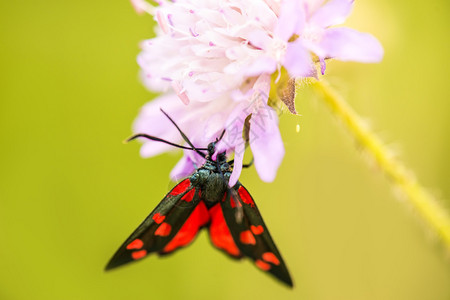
[126,133,208,157]
[159,109,206,158]
[217,129,226,142]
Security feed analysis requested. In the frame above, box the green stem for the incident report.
[310,79,450,250]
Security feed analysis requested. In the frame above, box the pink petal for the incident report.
[171,81,190,105]
[249,106,284,182]
[284,40,314,77]
[156,10,170,34]
[310,0,354,28]
[252,73,271,100]
[133,93,188,157]
[170,155,195,181]
[129,0,146,15]
[263,0,281,16]
[245,56,277,77]
[228,139,245,187]
[170,152,204,181]
[214,112,245,186]
[203,113,228,141]
[248,30,272,49]
[213,102,248,186]
[139,140,175,158]
[303,0,326,14]
[133,94,181,133]
[214,102,249,157]
[319,28,384,63]
[275,0,305,41]
[133,110,175,156]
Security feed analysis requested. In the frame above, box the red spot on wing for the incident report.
[209,204,241,257]
[238,186,255,207]
[154,222,172,236]
[126,239,144,250]
[250,225,264,235]
[162,201,210,253]
[239,230,256,245]
[181,188,196,202]
[255,259,271,271]
[131,250,147,260]
[262,252,280,265]
[152,213,165,224]
[170,179,191,196]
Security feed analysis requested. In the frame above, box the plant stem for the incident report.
[310,79,450,250]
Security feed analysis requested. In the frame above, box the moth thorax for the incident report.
[190,169,210,185]
[203,173,228,204]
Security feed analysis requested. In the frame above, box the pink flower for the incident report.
[131,0,383,185]
[133,92,240,180]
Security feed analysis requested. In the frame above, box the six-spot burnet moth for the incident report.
[105,109,293,287]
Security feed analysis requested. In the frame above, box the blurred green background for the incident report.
[1,0,449,299]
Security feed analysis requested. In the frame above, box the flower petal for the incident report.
[252,73,272,101]
[213,101,249,186]
[170,155,195,181]
[170,151,204,181]
[275,0,305,41]
[218,76,274,186]
[248,30,272,49]
[171,81,190,105]
[263,0,281,16]
[133,94,185,157]
[284,40,314,77]
[319,27,384,63]
[249,106,284,182]
[244,56,277,77]
[228,138,245,187]
[303,0,326,14]
[214,101,249,157]
[139,140,176,158]
[129,0,153,15]
[310,0,354,28]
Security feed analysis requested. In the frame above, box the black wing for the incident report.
[105,178,210,270]
[215,183,293,287]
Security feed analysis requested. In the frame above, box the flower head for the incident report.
[131,0,383,185]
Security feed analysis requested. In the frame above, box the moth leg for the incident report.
[227,157,253,169]
[242,158,254,169]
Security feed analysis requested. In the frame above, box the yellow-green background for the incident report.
[1,0,449,299]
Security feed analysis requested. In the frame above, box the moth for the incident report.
[105,110,293,287]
